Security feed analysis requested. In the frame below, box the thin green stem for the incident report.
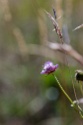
[53,74,83,118]
[53,74,73,104]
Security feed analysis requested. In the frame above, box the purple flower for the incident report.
[41,61,58,75]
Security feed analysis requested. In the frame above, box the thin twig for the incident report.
[48,42,83,65]
[73,24,83,31]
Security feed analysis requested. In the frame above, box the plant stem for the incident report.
[53,74,73,103]
[53,74,83,118]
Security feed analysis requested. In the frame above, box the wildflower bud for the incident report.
[75,70,83,82]
[41,61,58,75]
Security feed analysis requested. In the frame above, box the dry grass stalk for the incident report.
[45,10,63,43]
[53,0,63,28]
[65,0,73,26]
[38,9,48,45]
[0,0,28,58]
[47,42,83,65]
[73,24,83,31]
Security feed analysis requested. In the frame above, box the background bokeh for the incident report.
[0,0,83,125]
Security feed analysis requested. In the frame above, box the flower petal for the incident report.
[43,61,53,70]
[41,61,58,75]
[54,64,59,69]
[40,70,46,74]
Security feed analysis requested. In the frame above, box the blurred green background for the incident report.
[0,0,83,125]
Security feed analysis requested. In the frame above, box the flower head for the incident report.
[41,61,58,75]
